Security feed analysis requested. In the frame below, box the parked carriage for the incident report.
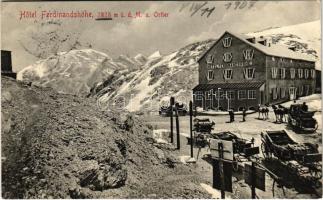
[261,130,322,179]
[210,131,254,154]
[191,118,215,147]
[287,104,318,132]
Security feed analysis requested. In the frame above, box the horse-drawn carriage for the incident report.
[191,118,215,147]
[261,130,322,179]
[210,131,254,154]
[287,104,318,132]
[159,103,188,117]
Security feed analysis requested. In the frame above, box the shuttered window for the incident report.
[271,67,278,79]
[290,68,296,79]
[223,52,232,62]
[279,68,286,79]
[244,68,255,79]
[304,69,309,79]
[311,69,316,79]
[223,69,233,79]
[207,70,214,80]
[298,69,303,78]
[272,88,278,100]
[222,37,232,47]
[243,49,254,60]
[206,55,214,64]
[281,88,286,98]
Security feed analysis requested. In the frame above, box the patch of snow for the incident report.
[148,51,161,59]
[200,183,232,199]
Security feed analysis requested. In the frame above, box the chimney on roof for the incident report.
[288,46,296,51]
[246,37,256,44]
[258,39,267,46]
[258,37,272,47]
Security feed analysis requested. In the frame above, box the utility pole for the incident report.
[251,161,256,199]
[189,101,193,158]
[175,103,180,150]
[219,143,225,199]
[170,97,174,143]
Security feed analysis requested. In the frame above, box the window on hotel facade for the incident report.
[243,49,254,60]
[227,91,235,99]
[304,69,309,79]
[238,90,247,99]
[271,67,278,79]
[244,68,255,79]
[222,37,232,47]
[272,88,278,100]
[207,70,214,80]
[298,85,303,96]
[281,88,286,98]
[223,69,233,79]
[218,91,225,100]
[205,91,212,100]
[248,90,256,99]
[206,55,214,64]
[305,85,310,95]
[223,52,232,62]
[311,69,316,79]
[298,69,303,78]
[278,68,286,79]
[195,91,203,100]
[290,68,296,79]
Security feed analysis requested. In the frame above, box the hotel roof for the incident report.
[198,31,316,63]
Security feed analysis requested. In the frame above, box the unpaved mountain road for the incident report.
[143,111,322,199]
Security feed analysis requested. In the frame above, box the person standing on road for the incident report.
[228,109,233,122]
[242,107,246,122]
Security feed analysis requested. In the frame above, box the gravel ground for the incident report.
[143,110,322,199]
[1,77,211,199]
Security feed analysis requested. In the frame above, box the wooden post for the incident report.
[251,161,256,199]
[175,104,180,150]
[219,143,225,199]
[170,97,174,143]
[189,101,193,158]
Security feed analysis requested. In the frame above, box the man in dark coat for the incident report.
[228,109,233,122]
[242,107,246,122]
[301,102,308,112]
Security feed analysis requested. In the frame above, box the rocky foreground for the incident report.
[1,76,210,198]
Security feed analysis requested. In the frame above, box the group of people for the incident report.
[228,107,247,123]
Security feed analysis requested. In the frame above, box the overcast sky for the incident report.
[1,1,321,71]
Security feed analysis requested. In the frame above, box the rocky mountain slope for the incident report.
[90,39,216,112]
[1,76,210,198]
[17,49,146,94]
[18,21,321,112]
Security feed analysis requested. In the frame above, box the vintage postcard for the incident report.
[1,0,322,199]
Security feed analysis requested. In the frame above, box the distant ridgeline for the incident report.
[1,50,16,79]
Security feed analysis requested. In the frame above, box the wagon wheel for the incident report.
[272,179,286,198]
[311,169,322,180]
[309,165,322,180]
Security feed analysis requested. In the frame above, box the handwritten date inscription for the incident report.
[179,1,257,18]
